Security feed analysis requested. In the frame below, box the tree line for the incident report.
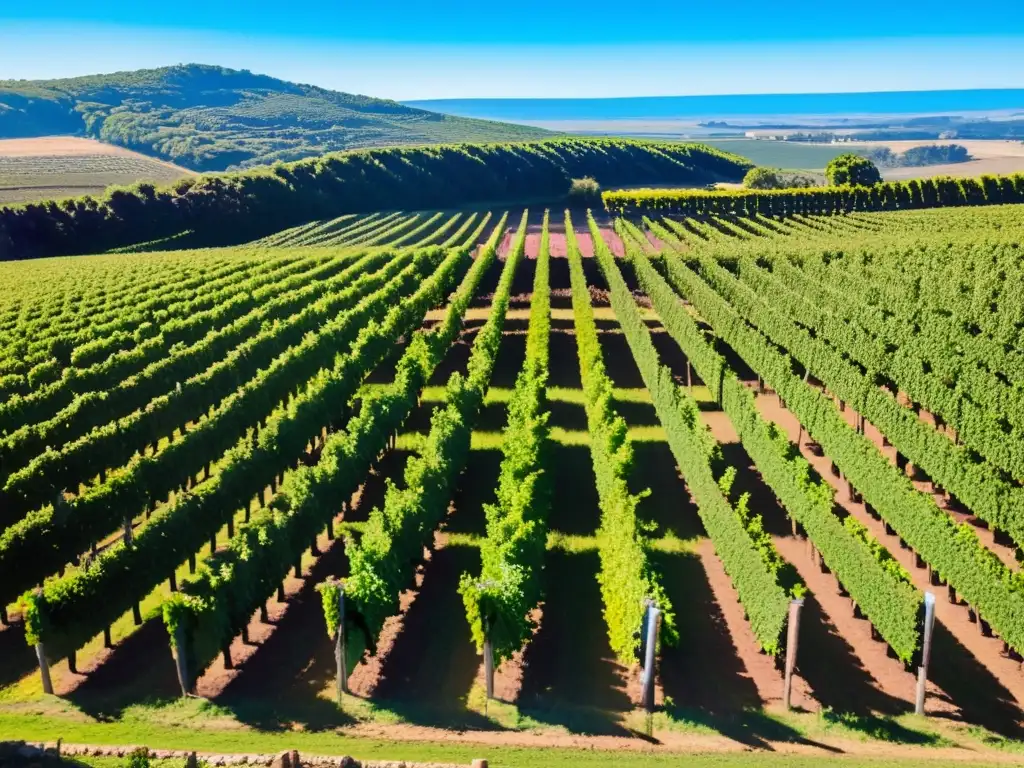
[605,173,1024,217]
[0,138,750,260]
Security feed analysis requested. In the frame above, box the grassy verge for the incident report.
[54,755,1024,768]
[4,714,1020,768]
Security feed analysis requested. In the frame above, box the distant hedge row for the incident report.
[0,138,749,260]
[603,173,1024,217]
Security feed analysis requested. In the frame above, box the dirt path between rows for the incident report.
[698,403,955,719]
[586,253,815,718]
[753,388,1024,736]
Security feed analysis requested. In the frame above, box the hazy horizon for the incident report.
[402,89,1024,121]
[5,61,1023,110]
[1,2,1023,100]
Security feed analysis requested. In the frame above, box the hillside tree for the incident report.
[743,167,786,189]
[825,153,882,186]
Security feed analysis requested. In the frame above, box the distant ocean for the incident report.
[404,89,1024,121]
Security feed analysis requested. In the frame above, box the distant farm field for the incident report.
[697,138,1024,179]
[855,140,1024,180]
[0,137,193,205]
[685,139,859,170]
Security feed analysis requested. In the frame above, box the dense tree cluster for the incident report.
[742,167,819,189]
[825,153,883,186]
[605,172,1024,216]
[863,144,970,168]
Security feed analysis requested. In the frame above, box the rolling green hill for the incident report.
[0,64,553,171]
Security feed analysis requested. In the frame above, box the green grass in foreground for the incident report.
[2,693,1022,767]
[58,755,1023,768]
[3,710,1019,768]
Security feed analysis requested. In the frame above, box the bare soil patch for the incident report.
[834,140,1024,180]
[848,139,1024,160]
[0,137,149,157]
[0,137,193,205]
[598,227,626,257]
[882,158,1024,180]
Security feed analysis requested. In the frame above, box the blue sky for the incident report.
[2,2,1023,99]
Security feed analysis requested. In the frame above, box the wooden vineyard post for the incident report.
[173,621,191,697]
[334,587,348,702]
[783,598,805,710]
[35,643,53,695]
[640,601,661,715]
[483,616,495,701]
[915,592,937,716]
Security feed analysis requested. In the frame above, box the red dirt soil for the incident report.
[547,232,568,258]
[575,230,595,258]
[597,227,627,257]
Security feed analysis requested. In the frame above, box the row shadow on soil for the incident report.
[14,236,1022,744]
